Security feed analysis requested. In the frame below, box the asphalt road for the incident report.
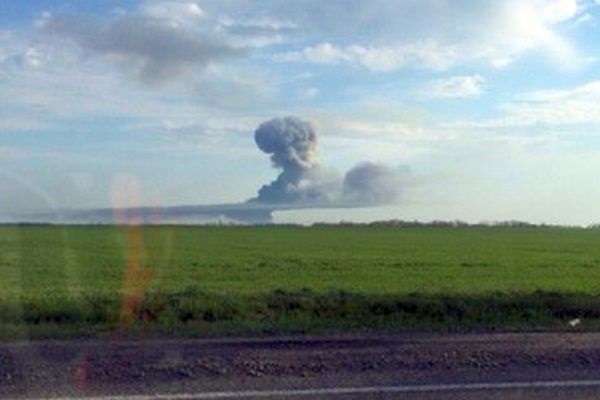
[3,332,600,399]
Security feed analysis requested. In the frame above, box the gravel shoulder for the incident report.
[3,332,600,398]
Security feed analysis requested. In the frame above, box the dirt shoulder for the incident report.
[3,332,600,398]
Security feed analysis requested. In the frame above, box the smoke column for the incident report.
[251,116,407,208]
[253,116,327,204]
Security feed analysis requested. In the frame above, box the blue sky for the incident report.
[2,0,600,224]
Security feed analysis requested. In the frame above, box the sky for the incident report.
[2,0,600,225]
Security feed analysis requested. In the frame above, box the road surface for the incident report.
[3,332,600,399]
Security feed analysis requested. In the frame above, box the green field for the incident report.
[2,225,600,338]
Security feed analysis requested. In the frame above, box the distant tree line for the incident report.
[3,220,600,228]
[311,219,589,229]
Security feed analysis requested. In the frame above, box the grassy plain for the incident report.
[2,225,600,338]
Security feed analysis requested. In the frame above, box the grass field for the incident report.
[2,225,600,339]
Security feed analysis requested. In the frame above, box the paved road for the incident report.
[3,332,600,399]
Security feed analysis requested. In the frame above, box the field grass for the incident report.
[2,225,600,339]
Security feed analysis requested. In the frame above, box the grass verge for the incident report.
[1,289,599,340]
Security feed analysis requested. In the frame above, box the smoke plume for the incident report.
[251,116,407,207]
[253,116,333,204]
[342,162,403,206]
[17,116,408,225]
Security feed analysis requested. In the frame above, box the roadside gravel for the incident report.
[2,333,600,398]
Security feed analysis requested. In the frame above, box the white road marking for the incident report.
[20,380,600,400]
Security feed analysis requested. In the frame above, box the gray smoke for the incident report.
[342,162,404,206]
[253,116,330,204]
[251,116,407,207]
[255,116,318,172]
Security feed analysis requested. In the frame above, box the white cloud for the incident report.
[272,0,585,71]
[448,80,600,128]
[225,32,285,49]
[505,81,600,125]
[422,75,485,99]
[298,87,319,99]
[23,47,44,68]
[275,41,458,71]
[139,1,204,28]
[214,14,296,49]
[497,0,579,67]
[537,0,579,22]
[572,12,593,27]
[217,15,296,31]
[0,34,276,134]
[39,10,239,85]
[277,43,348,65]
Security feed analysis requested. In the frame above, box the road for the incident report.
[2,332,600,399]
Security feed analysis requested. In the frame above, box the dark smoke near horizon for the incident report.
[249,116,407,208]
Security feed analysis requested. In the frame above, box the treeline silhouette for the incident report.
[2,220,599,228]
[312,219,589,228]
